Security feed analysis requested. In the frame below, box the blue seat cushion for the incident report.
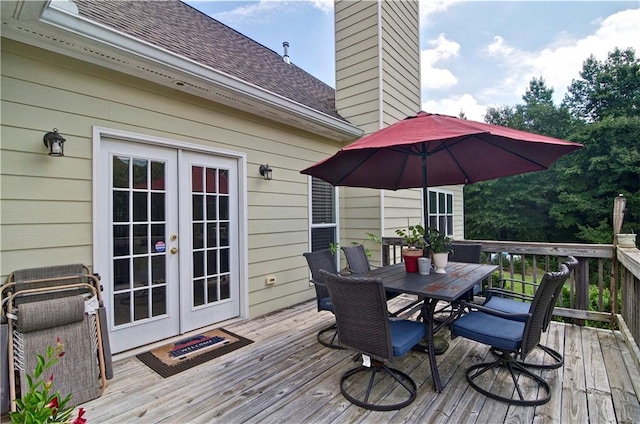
[318,296,333,312]
[483,297,530,322]
[389,319,425,357]
[451,311,525,352]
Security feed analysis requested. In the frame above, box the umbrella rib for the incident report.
[333,148,381,185]
[481,136,549,169]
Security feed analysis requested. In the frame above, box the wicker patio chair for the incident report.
[6,283,107,411]
[341,245,406,308]
[450,243,483,294]
[302,250,342,349]
[432,243,484,321]
[480,256,579,369]
[320,270,425,411]
[450,263,570,406]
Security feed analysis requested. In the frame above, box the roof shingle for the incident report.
[75,0,344,121]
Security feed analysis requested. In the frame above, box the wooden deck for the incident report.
[80,295,640,423]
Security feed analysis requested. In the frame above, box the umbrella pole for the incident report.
[421,145,428,231]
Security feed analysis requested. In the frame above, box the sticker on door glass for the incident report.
[154,241,166,252]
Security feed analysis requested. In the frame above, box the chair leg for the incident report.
[491,343,564,370]
[317,322,343,350]
[340,362,417,411]
[466,350,551,406]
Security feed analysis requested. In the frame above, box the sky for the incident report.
[184,1,640,122]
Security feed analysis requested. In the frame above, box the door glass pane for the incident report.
[207,195,217,220]
[134,289,149,320]
[113,225,129,256]
[206,168,217,193]
[113,192,129,222]
[133,192,148,222]
[152,287,166,316]
[111,154,168,328]
[219,169,229,194]
[151,161,165,190]
[113,156,130,188]
[133,159,148,189]
[219,196,229,220]
[133,224,148,255]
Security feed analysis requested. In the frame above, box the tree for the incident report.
[550,115,640,243]
[465,78,577,242]
[563,48,640,122]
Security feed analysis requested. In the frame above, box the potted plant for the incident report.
[426,228,453,274]
[395,223,426,273]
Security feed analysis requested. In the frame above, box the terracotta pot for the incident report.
[432,252,449,274]
[402,249,423,273]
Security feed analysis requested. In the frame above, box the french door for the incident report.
[99,138,240,353]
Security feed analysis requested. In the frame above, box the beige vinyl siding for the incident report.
[379,0,422,241]
[335,0,380,131]
[335,0,424,257]
[0,39,349,318]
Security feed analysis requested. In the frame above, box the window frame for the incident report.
[428,189,454,237]
[308,176,340,267]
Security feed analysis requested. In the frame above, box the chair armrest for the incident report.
[482,288,534,301]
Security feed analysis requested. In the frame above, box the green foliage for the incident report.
[395,223,426,249]
[330,232,381,257]
[563,48,640,122]
[424,227,452,253]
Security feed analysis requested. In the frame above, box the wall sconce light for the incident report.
[43,128,66,157]
[259,164,273,180]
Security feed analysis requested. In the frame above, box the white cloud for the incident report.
[419,0,462,26]
[210,1,283,25]
[422,93,488,122]
[481,8,640,104]
[308,0,333,14]
[421,33,460,89]
[209,0,333,25]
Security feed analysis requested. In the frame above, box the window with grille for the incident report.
[428,190,454,236]
[310,177,337,252]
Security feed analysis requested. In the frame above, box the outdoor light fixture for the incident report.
[259,164,273,180]
[43,128,66,157]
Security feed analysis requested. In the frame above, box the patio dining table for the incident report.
[365,261,498,392]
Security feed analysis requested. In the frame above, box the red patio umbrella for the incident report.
[301,111,582,229]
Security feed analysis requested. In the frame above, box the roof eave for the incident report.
[2,0,363,142]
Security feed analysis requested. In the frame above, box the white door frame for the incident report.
[92,127,249,350]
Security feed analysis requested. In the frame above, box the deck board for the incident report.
[77,297,640,423]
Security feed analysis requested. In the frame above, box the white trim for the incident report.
[377,0,384,130]
[91,126,249,321]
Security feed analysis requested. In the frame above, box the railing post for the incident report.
[612,194,626,314]
[575,258,590,326]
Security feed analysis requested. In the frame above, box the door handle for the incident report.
[170,247,178,254]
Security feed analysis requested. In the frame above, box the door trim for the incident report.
[92,126,249,336]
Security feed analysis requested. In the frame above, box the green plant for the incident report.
[10,339,87,424]
[329,232,381,257]
[425,227,453,253]
[395,223,426,250]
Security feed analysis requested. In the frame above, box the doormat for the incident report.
[136,328,253,378]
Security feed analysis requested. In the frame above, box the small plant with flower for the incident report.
[10,338,87,424]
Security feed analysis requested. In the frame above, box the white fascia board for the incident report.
[37,4,362,139]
